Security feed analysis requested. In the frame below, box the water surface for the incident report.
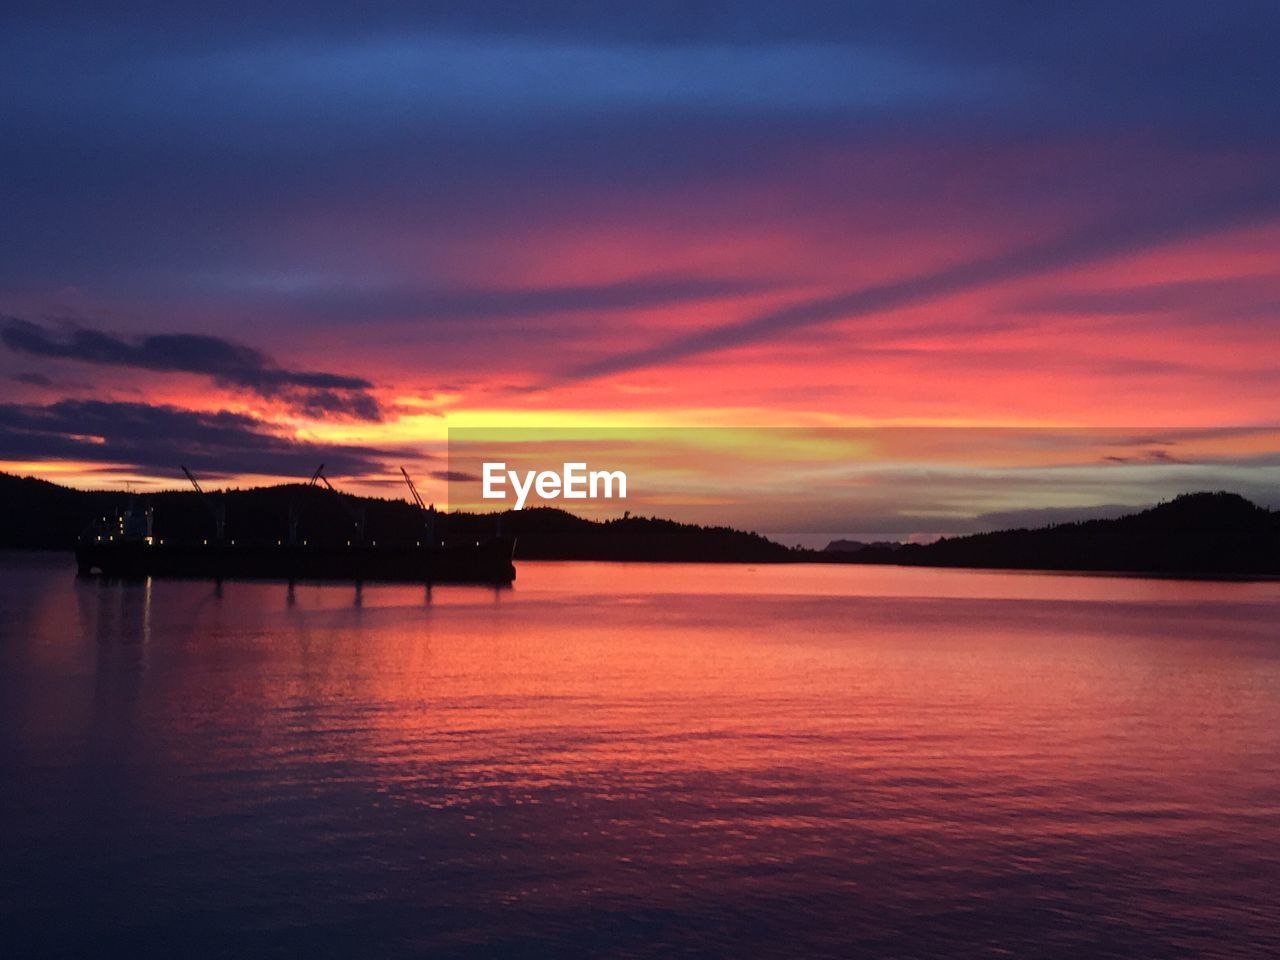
[3,553,1280,958]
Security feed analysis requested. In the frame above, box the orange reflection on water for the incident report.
[8,557,1280,955]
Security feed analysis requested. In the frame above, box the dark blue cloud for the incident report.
[0,399,396,476]
[1,319,383,421]
[5,3,1276,128]
[1,319,368,390]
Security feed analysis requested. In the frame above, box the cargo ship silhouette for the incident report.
[75,465,516,584]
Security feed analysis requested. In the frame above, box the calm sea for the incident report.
[3,552,1280,958]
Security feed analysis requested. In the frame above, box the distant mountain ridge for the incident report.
[0,474,1275,575]
[825,539,905,554]
[831,492,1279,576]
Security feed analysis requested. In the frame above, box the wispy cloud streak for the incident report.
[559,182,1280,382]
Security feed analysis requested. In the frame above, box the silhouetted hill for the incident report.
[0,473,795,563]
[501,507,794,562]
[837,492,1279,576]
[1,476,1274,573]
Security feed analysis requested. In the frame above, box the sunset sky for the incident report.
[2,4,1279,528]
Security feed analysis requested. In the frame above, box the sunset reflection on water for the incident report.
[3,555,1280,958]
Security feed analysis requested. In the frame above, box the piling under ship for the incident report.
[74,466,517,585]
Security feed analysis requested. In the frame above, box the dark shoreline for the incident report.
[3,475,1277,579]
[8,547,1279,585]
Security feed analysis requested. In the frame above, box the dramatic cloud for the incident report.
[1,319,383,421]
[558,180,1280,382]
[0,399,396,477]
[2,4,1280,497]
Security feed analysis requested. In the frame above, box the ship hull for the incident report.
[75,538,516,584]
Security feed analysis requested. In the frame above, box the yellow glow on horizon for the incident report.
[290,407,1077,450]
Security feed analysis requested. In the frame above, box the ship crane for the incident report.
[399,466,433,511]
[181,465,226,541]
[313,464,366,544]
[400,466,439,545]
[283,463,329,543]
